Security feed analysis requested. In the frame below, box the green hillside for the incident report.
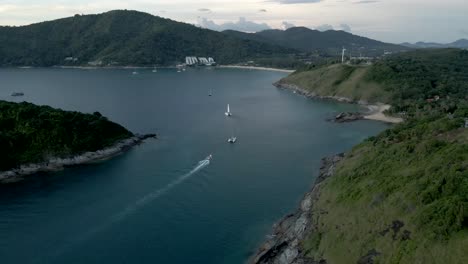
[223,27,406,56]
[282,49,468,262]
[278,64,390,103]
[0,100,133,171]
[305,112,468,263]
[280,49,468,115]
[0,10,295,67]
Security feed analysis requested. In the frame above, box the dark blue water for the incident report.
[0,68,388,264]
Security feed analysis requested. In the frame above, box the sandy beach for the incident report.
[218,65,295,73]
[364,104,404,124]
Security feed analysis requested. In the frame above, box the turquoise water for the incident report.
[0,68,388,263]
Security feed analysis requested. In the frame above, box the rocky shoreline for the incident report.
[274,81,403,124]
[250,154,345,264]
[0,133,156,184]
[274,81,356,104]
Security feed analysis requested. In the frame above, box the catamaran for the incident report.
[225,104,232,116]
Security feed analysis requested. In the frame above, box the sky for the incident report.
[0,0,467,43]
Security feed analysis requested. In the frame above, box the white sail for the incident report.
[227,104,230,113]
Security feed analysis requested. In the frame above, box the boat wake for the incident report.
[112,156,211,221]
[45,156,212,260]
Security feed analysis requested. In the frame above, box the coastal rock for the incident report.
[0,133,157,184]
[274,81,353,103]
[250,154,344,264]
[328,112,364,123]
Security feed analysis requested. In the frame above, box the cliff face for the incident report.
[250,154,345,264]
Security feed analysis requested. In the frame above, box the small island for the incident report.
[0,100,156,183]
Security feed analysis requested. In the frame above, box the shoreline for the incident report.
[0,134,156,184]
[274,81,404,124]
[218,65,295,73]
[250,154,344,264]
[14,65,296,73]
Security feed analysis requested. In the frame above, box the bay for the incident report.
[0,67,387,264]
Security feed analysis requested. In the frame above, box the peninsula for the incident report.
[252,48,468,263]
[0,100,156,183]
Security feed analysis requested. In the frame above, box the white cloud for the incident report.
[271,0,323,3]
[198,17,271,32]
[316,24,334,31]
[340,23,351,32]
[281,21,295,30]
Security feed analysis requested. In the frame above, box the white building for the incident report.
[185,56,199,66]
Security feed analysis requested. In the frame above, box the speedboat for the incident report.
[225,104,232,116]
[227,137,237,143]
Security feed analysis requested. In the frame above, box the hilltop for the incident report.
[401,39,468,49]
[223,27,407,57]
[0,10,294,67]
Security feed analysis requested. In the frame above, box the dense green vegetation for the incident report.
[0,10,295,67]
[223,27,406,56]
[279,63,391,103]
[282,49,468,115]
[0,100,133,171]
[366,49,468,116]
[305,114,468,263]
[293,49,468,262]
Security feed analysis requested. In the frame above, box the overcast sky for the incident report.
[0,0,467,43]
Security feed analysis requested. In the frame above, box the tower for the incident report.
[341,47,346,64]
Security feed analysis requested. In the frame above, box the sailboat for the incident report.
[209,87,212,96]
[225,104,232,116]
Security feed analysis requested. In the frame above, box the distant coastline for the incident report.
[13,65,297,73]
[0,134,156,184]
[218,65,295,73]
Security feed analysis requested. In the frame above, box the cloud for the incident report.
[198,17,271,32]
[340,23,351,32]
[271,0,324,4]
[281,21,295,30]
[198,8,211,12]
[353,0,379,4]
[258,9,267,12]
[316,24,334,31]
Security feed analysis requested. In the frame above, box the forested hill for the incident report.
[273,49,468,263]
[0,10,295,67]
[280,49,468,117]
[223,27,406,56]
[0,100,133,171]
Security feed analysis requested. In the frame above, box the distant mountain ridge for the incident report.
[401,39,468,49]
[223,27,407,56]
[0,10,294,67]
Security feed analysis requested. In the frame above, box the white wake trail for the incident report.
[112,159,210,221]
[42,158,211,262]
